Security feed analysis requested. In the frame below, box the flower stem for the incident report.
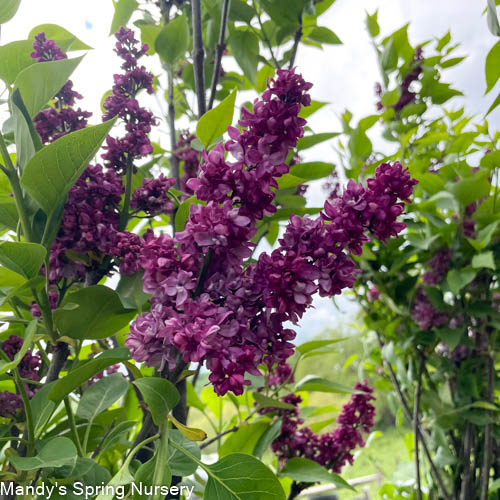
[64,397,84,457]
[191,0,206,118]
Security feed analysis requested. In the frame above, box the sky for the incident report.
[1,0,498,342]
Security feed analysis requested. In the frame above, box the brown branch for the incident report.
[376,332,452,500]
[167,69,180,189]
[459,424,474,500]
[208,0,231,110]
[414,354,424,500]
[191,0,206,118]
[45,342,70,383]
[288,22,303,70]
[479,354,494,500]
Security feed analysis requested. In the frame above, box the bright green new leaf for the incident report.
[196,89,236,148]
[77,373,129,421]
[54,285,135,340]
[205,453,286,500]
[277,174,305,190]
[299,100,328,119]
[21,118,116,216]
[471,251,495,270]
[291,161,334,180]
[155,14,189,66]
[0,242,46,279]
[219,421,269,458]
[0,0,20,24]
[110,0,138,35]
[447,269,477,295]
[295,375,357,394]
[297,132,340,150]
[485,41,500,94]
[297,338,347,355]
[253,392,295,410]
[280,457,355,490]
[133,377,180,425]
[366,10,380,38]
[28,24,93,50]
[10,437,77,471]
[48,348,130,403]
[0,41,35,85]
[450,171,491,206]
[14,57,84,117]
[308,26,342,45]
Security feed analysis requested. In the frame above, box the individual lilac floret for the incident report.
[131,175,176,215]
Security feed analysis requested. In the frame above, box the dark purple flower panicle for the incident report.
[411,287,448,331]
[126,69,417,396]
[175,131,201,195]
[0,392,23,418]
[31,33,92,143]
[131,175,176,215]
[423,247,451,286]
[0,335,41,383]
[102,28,155,173]
[271,381,375,474]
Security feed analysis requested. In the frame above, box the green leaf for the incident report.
[0,320,37,375]
[253,392,295,410]
[155,14,189,66]
[297,132,340,150]
[277,174,305,190]
[196,89,236,148]
[54,285,134,341]
[366,10,380,38]
[487,0,500,36]
[253,419,282,458]
[295,375,356,394]
[28,24,93,51]
[174,195,198,232]
[168,429,201,476]
[486,41,500,94]
[297,338,346,355]
[115,271,151,311]
[436,31,451,52]
[14,57,84,117]
[472,251,495,270]
[133,377,180,425]
[0,242,46,279]
[205,453,285,500]
[308,26,341,45]
[99,421,136,454]
[135,22,162,55]
[77,374,128,421]
[480,150,500,170]
[436,328,463,352]
[229,28,259,84]
[290,162,334,181]
[20,119,116,216]
[259,0,303,26]
[348,128,372,157]
[450,171,490,206]
[110,0,138,35]
[381,38,397,71]
[229,0,255,23]
[298,100,328,119]
[219,421,269,458]
[0,41,35,85]
[280,457,354,490]
[256,64,275,92]
[10,437,77,471]
[446,269,477,295]
[48,348,130,403]
[30,381,57,435]
[0,0,20,24]
[468,221,499,251]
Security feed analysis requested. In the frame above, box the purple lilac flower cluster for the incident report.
[102,28,155,173]
[0,336,41,418]
[271,381,376,473]
[411,287,448,331]
[31,31,167,284]
[32,33,92,143]
[423,247,451,286]
[126,68,417,396]
[174,131,201,195]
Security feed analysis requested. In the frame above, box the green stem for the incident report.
[64,397,84,457]
[119,155,134,231]
[13,369,35,456]
[150,421,169,500]
[82,418,93,456]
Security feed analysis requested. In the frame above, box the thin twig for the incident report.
[414,354,424,500]
[252,0,280,68]
[167,68,180,189]
[479,353,494,500]
[376,332,452,500]
[459,424,473,500]
[208,0,231,110]
[191,0,206,118]
[288,22,303,70]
